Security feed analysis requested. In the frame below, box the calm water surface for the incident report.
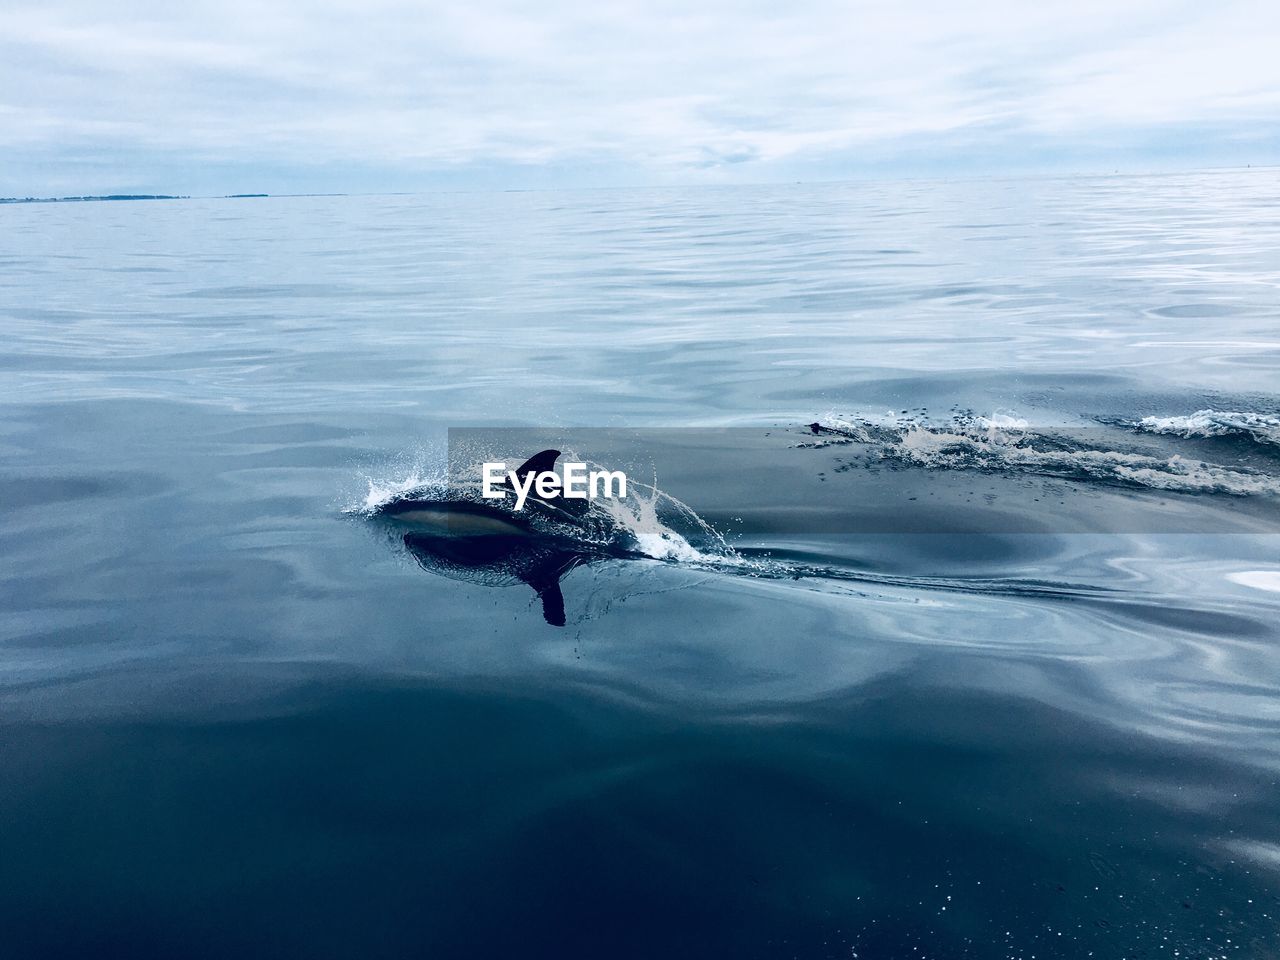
[2,172,1280,958]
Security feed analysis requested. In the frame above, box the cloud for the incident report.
[1,0,1277,192]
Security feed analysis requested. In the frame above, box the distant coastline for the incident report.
[0,193,367,205]
[0,193,279,204]
[0,194,190,204]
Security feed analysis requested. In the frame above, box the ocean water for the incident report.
[2,171,1280,958]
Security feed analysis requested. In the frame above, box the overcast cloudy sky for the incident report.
[3,0,1277,195]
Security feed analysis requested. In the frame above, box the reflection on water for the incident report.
[5,669,1279,958]
[2,172,1279,956]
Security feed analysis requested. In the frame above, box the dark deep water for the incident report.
[2,172,1280,958]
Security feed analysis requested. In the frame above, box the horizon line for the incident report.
[3,161,1275,206]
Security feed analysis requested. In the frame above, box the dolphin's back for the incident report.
[379,499,532,537]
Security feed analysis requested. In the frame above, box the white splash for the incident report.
[346,467,445,515]
[812,412,1280,496]
[592,473,743,565]
[1136,409,1280,446]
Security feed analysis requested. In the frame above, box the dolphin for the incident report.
[376,450,614,626]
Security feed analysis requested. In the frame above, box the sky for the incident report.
[2,0,1278,195]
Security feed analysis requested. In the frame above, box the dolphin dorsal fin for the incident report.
[511,449,561,483]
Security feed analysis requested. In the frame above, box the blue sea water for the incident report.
[2,171,1280,958]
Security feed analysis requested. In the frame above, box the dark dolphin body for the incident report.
[377,451,619,626]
